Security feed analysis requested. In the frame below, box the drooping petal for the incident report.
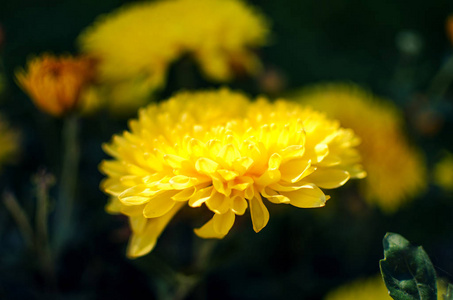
[143,192,176,218]
[231,195,248,215]
[194,216,226,239]
[249,195,269,232]
[213,210,235,235]
[105,197,122,213]
[127,203,184,258]
[282,183,327,208]
[129,214,147,233]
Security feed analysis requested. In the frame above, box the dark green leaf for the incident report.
[379,233,437,300]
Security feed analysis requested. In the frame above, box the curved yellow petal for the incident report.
[127,203,184,258]
[105,197,122,214]
[195,157,219,175]
[282,184,326,208]
[118,185,154,205]
[279,159,313,183]
[206,191,230,214]
[261,187,290,204]
[249,195,269,232]
[129,215,147,233]
[231,195,248,215]
[188,186,212,207]
[306,169,350,189]
[213,211,235,235]
[143,192,176,218]
[194,216,226,239]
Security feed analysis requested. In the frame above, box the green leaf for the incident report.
[444,284,453,300]
[379,232,437,300]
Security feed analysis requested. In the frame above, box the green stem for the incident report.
[171,239,217,300]
[34,171,56,287]
[2,190,34,249]
[53,114,80,256]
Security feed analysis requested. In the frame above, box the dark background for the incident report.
[1,0,453,299]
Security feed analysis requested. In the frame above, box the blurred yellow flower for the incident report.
[100,88,365,258]
[16,54,96,117]
[325,275,449,300]
[0,116,20,171]
[447,15,453,45]
[293,83,426,213]
[79,0,269,113]
[433,151,453,192]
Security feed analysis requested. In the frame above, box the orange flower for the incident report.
[447,15,453,45]
[16,54,96,117]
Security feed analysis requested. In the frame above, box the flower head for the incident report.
[100,88,365,258]
[79,0,269,112]
[433,151,453,192]
[293,83,426,213]
[16,54,96,117]
[0,116,20,171]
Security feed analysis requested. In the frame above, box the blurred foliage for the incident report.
[0,0,453,299]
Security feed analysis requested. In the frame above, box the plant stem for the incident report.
[2,190,34,249]
[34,171,56,287]
[53,114,80,256]
[171,239,217,300]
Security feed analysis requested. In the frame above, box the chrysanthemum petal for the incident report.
[164,154,186,169]
[194,217,226,239]
[262,187,290,204]
[279,159,314,183]
[280,145,305,163]
[188,186,212,207]
[306,169,350,189]
[127,203,184,258]
[255,169,281,187]
[105,197,122,213]
[231,195,248,215]
[169,175,198,189]
[171,187,197,201]
[118,185,156,205]
[143,192,177,218]
[213,211,235,235]
[282,184,327,208]
[129,215,147,233]
[120,204,146,217]
[249,195,269,232]
[206,191,230,214]
[195,157,219,175]
[217,169,239,181]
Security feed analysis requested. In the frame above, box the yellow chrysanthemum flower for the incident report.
[78,0,269,113]
[16,54,97,117]
[433,151,453,192]
[100,88,365,258]
[324,275,448,300]
[0,116,20,171]
[293,83,426,213]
